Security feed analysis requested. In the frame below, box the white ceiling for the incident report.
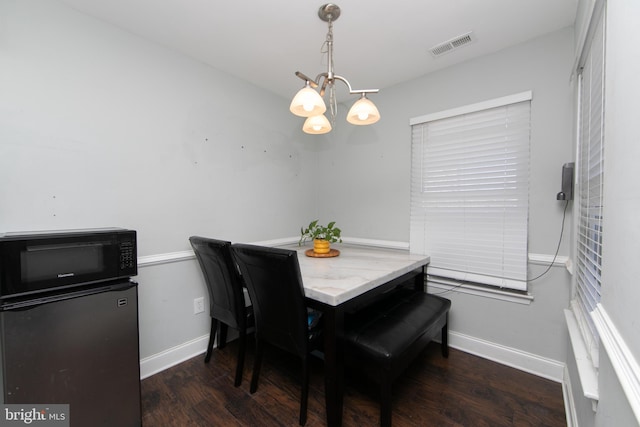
[59,0,578,101]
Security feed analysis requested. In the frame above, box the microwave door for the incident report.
[22,241,107,284]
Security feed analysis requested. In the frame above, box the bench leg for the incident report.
[380,378,392,427]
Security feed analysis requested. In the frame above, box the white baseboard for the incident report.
[139,334,208,379]
[448,331,565,383]
[563,366,579,427]
[140,329,565,386]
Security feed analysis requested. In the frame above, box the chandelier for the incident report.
[289,4,380,135]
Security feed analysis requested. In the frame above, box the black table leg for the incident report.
[306,266,425,426]
[321,306,344,427]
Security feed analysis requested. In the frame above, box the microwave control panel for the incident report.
[119,239,137,273]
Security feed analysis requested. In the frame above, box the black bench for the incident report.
[344,287,451,427]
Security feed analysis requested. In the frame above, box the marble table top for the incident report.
[278,243,430,306]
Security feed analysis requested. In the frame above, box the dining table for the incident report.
[278,243,430,427]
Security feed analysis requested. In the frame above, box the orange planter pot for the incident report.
[313,239,331,254]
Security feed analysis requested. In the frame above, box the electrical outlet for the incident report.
[193,297,205,314]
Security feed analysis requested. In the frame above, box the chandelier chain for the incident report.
[325,19,337,123]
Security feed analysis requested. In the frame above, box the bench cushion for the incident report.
[344,288,450,376]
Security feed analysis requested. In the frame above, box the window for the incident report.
[573,7,605,367]
[409,92,532,291]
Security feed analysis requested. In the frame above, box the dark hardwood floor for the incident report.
[141,340,566,426]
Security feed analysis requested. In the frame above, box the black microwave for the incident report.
[0,228,137,299]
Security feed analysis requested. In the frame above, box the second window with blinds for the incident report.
[409,92,532,292]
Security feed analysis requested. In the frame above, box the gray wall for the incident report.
[319,28,576,364]
[600,0,640,376]
[0,0,318,358]
[0,0,318,249]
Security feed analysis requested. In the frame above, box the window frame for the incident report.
[572,4,606,370]
[409,91,532,292]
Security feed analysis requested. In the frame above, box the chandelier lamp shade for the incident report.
[289,4,380,134]
[303,114,332,134]
[346,94,380,125]
[289,82,327,117]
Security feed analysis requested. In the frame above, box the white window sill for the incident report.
[426,277,534,305]
[564,308,599,402]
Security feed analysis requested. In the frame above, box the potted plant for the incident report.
[299,220,342,254]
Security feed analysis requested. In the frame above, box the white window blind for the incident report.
[410,93,532,291]
[574,9,605,361]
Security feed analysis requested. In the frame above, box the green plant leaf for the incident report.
[299,219,342,245]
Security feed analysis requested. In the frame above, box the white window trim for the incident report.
[427,275,534,305]
[566,0,605,405]
[410,91,532,126]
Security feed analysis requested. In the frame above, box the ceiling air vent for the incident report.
[429,32,476,57]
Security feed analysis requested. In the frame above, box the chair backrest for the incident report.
[189,236,247,329]
[231,244,309,358]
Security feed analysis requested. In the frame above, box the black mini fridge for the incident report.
[0,281,142,426]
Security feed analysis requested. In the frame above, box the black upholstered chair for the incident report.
[189,236,254,387]
[230,244,322,426]
[344,286,451,427]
